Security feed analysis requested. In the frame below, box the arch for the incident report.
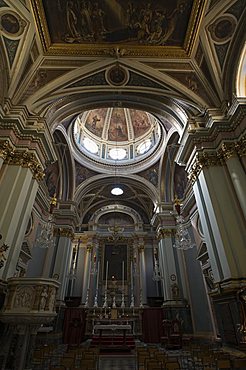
[0,38,9,105]
[53,129,75,201]
[236,42,246,97]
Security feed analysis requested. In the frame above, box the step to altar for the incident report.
[90,335,135,351]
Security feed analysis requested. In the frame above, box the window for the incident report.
[83,137,98,154]
[109,148,126,160]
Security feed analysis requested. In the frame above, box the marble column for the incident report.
[157,228,182,305]
[51,228,74,303]
[82,243,92,305]
[138,243,147,306]
[220,142,246,220]
[0,152,43,279]
[190,150,246,284]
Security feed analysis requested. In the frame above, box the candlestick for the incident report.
[131,260,133,290]
[96,261,100,290]
[105,260,108,291]
[122,260,124,291]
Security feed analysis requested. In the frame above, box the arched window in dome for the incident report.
[137,139,152,154]
[83,137,98,154]
[109,147,127,160]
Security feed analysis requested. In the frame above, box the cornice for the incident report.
[0,100,57,165]
[176,99,246,166]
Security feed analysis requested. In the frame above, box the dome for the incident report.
[73,107,162,169]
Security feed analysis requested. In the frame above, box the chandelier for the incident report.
[173,197,195,250]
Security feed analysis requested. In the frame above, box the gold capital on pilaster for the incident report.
[0,140,14,160]
[157,228,173,240]
[53,228,74,239]
[86,244,93,252]
[138,244,145,252]
[4,149,44,181]
[219,143,237,160]
[188,150,224,185]
[236,135,246,157]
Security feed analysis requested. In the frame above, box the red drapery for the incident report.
[142,308,164,343]
[63,308,87,345]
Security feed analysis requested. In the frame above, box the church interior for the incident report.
[0,0,246,369]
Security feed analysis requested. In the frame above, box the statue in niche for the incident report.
[171,283,180,301]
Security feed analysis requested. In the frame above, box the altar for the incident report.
[94,323,132,345]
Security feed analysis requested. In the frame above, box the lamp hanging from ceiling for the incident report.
[172,197,195,250]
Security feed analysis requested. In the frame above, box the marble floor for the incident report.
[98,355,136,370]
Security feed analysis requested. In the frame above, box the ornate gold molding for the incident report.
[236,135,246,157]
[0,140,14,161]
[53,228,74,239]
[138,244,145,252]
[3,147,44,181]
[86,244,93,252]
[157,229,174,240]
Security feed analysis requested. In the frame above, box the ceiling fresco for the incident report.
[40,0,194,46]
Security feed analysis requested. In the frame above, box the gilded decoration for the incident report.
[31,0,205,57]
[53,228,74,239]
[0,140,13,160]
[188,135,246,184]
[0,12,26,37]
[3,149,44,181]
[157,228,174,240]
[86,244,93,252]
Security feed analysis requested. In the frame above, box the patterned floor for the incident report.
[99,356,136,370]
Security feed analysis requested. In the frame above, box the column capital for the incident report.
[53,227,74,239]
[3,148,45,181]
[138,244,145,252]
[188,134,246,185]
[0,140,14,161]
[157,228,174,240]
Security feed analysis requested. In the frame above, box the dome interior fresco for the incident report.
[73,107,163,166]
[82,107,155,141]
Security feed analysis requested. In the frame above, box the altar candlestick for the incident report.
[96,261,100,290]
[105,260,108,291]
[131,260,133,290]
[122,261,124,291]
